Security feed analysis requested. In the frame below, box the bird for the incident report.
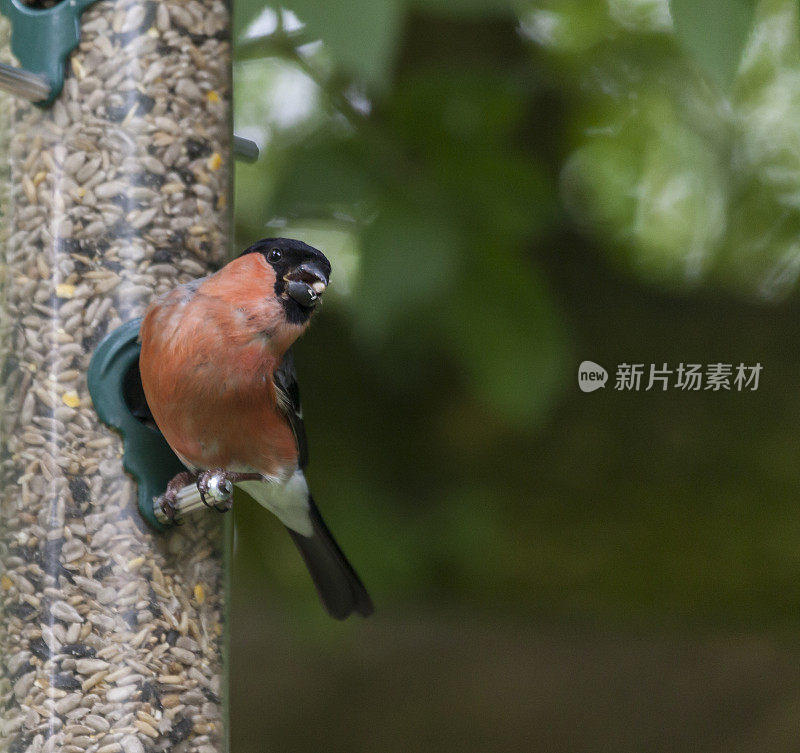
[138,238,373,620]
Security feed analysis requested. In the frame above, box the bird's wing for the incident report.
[273,347,309,469]
[260,349,374,619]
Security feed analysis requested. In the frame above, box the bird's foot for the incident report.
[160,470,197,525]
[197,469,235,512]
[196,470,265,512]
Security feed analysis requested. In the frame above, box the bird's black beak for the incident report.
[284,263,329,308]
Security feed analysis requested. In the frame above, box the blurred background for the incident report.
[228,1,800,750]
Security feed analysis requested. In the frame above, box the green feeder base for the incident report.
[87,319,184,532]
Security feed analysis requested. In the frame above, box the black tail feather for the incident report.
[287,498,374,620]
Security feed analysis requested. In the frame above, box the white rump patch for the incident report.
[236,471,312,536]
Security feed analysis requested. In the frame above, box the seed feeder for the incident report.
[0,1,245,750]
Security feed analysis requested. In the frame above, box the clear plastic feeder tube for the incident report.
[0,1,232,751]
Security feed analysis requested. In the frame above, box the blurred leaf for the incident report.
[235,160,275,240]
[436,149,555,243]
[519,1,615,54]
[607,0,672,33]
[234,0,269,41]
[391,68,529,150]
[356,201,464,337]
[388,68,556,243]
[560,140,639,236]
[670,0,756,90]
[269,141,377,219]
[629,121,727,283]
[237,0,403,87]
[447,255,568,426]
[735,0,800,94]
[408,0,519,18]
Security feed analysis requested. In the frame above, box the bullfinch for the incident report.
[138,238,373,620]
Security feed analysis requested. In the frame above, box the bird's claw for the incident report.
[159,470,197,525]
[197,469,234,513]
[159,496,183,525]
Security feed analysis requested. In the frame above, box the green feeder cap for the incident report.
[0,0,99,105]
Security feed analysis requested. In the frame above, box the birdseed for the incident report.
[0,1,231,751]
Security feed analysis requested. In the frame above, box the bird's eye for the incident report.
[267,248,282,263]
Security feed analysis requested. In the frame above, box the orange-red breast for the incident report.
[139,238,373,619]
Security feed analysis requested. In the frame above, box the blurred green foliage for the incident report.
[234,0,800,439]
[230,0,800,629]
[536,0,800,298]
[234,1,567,427]
[226,2,800,749]
[671,0,756,88]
